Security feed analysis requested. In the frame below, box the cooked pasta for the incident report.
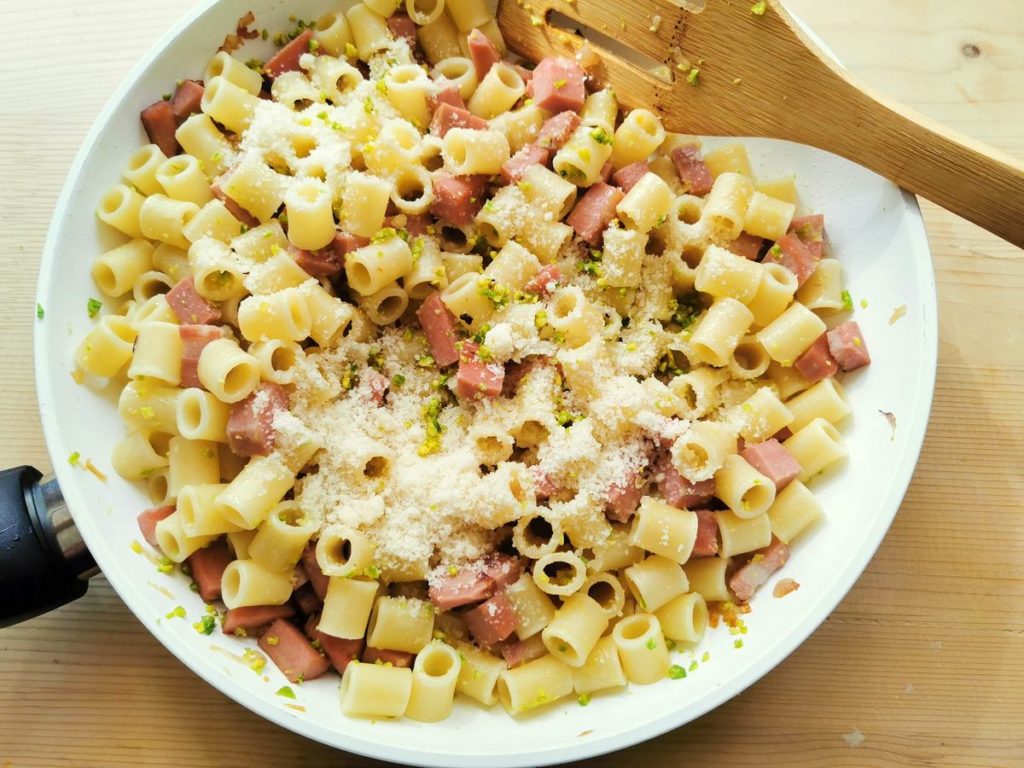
[83,13,871,724]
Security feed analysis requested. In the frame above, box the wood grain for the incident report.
[496,0,1024,249]
[1,1,1022,766]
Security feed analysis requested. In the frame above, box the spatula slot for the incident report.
[546,9,676,84]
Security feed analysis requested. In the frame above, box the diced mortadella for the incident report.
[480,552,525,590]
[604,468,645,524]
[692,510,720,557]
[293,247,342,278]
[404,214,430,237]
[429,103,488,138]
[300,544,330,600]
[728,232,765,260]
[599,159,614,183]
[332,231,371,260]
[259,617,331,683]
[789,213,825,259]
[794,333,839,382]
[305,614,363,674]
[170,79,205,122]
[264,29,315,79]
[429,84,466,112]
[464,593,517,647]
[670,146,713,196]
[179,324,224,389]
[765,233,818,286]
[455,342,505,400]
[428,569,495,610]
[500,637,546,668]
[501,357,539,397]
[741,438,802,491]
[137,506,174,548]
[501,144,552,184]
[166,277,222,325]
[612,162,650,193]
[387,13,418,48]
[362,646,415,667]
[292,583,323,617]
[529,466,558,501]
[826,320,871,371]
[140,100,180,158]
[655,456,716,508]
[226,382,290,457]
[523,265,562,297]
[210,181,261,228]
[430,173,486,226]
[566,182,625,246]
[729,538,791,602]
[223,604,296,635]
[467,27,501,80]
[531,57,586,113]
[416,291,461,367]
[536,111,581,150]
[187,540,233,602]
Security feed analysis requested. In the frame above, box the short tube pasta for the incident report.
[497,655,574,715]
[612,614,670,685]
[541,593,608,668]
[406,641,461,722]
[339,662,413,718]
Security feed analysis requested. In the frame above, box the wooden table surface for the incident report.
[1,2,1022,766]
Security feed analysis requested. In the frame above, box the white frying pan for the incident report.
[1,1,937,765]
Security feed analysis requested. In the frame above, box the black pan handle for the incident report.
[0,466,97,628]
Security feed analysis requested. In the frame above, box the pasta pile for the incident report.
[76,0,872,721]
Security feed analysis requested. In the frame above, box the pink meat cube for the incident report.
[604,468,645,523]
[137,506,174,549]
[464,593,517,647]
[264,29,315,79]
[428,568,495,610]
[467,27,501,79]
[259,618,331,683]
[531,57,586,113]
[293,247,342,278]
[179,324,223,389]
[765,233,818,286]
[566,182,624,245]
[455,342,505,399]
[187,540,233,602]
[670,146,713,196]
[728,232,765,260]
[223,604,296,636]
[430,173,486,226]
[654,456,716,508]
[501,144,552,184]
[429,85,466,112]
[692,509,719,557]
[826,320,871,371]
[794,334,839,382]
[522,265,562,297]
[416,291,461,367]
[226,383,289,457]
[211,181,261,228]
[300,544,330,601]
[612,162,649,193]
[741,439,801,491]
[387,13,417,48]
[536,111,581,150]
[304,614,362,674]
[729,538,791,602]
[789,214,825,259]
[429,103,488,138]
[170,80,205,122]
[479,553,524,590]
[166,277,221,325]
[332,231,371,259]
[140,100,179,158]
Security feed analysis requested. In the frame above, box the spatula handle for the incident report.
[772,5,1024,249]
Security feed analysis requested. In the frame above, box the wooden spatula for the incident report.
[496,0,1024,249]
